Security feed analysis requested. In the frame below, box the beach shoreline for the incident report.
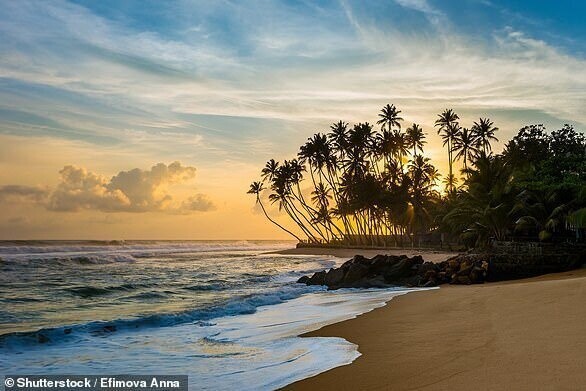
[283,266,586,390]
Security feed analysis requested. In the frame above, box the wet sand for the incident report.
[285,268,586,390]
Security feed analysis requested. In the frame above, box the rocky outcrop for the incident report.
[297,251,585,289]
[486,251,585,281]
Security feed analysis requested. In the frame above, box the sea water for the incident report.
[0,241,417,390]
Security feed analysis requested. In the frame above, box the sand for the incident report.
[271,247,458,263]
[285,268,586,390]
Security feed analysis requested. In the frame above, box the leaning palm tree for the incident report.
[377,104,403,132]
[248,182,301,241]
[435,109,460,193]
[471,118,499,154]
[406,123,426,156]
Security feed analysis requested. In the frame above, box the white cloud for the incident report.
[0,0,584,167]
[42,162,214,213]
[393,0,447,29]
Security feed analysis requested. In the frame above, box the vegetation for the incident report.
[249,105,586,248]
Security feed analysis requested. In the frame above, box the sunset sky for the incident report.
[1,0,585,239]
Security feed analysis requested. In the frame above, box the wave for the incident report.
[183,281,230,291]
[0,240,292,256]
[0,254,137,265]
[0,283,324,348]
[64,283,151,298]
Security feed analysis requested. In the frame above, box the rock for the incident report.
[454,275,472,285]
[418,261,437,274]
[448,258,460,270]
[103,325,117,333]
[298,248,585,289]
[324,267,346,287]
[383,259,413,281]
[457,265,473,276]
[344,263,370,284]
[469,266,486,283]
[308,270,326,285]
[63,328,72,335]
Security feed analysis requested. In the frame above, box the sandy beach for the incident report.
[271,247,458,263]
[285,266,586,390]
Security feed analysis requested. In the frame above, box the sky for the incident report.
[0,0,585,240]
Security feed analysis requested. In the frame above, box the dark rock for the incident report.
[308,270,326,285]
[344,263,370,284]
[405,275,423,287]
[103,325,117,333]
[325,267,346,287]
[418,261,437,274]
[454,275,472,285]
[296,276,310,284]
[469,266,486,283]
[63,328,72,335]
[383,259,413,281]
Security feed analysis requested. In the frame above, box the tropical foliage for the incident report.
[249,105,586,248]
[441,124,586,247]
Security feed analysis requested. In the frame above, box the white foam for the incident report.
[0,240,294,260]
[1,286,431,390]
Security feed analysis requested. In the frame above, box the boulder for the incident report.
[344,263,370,284]
[308,270,326,285]
[324,267,346,287]
[299,254,437,289]
[383,259,414,282]
[296,250,586,289]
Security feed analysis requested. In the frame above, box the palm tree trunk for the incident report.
[283,203,320,243]
[256,197,301,241]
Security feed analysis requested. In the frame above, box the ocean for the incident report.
[0,240,416,390]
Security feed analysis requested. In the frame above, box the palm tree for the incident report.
[453,127,480,170]
[377,104,403,131]
[471,118,499,154]
[248,182,301,241]
[311,182,332,209]
[328,121,349,158]
[435,109,460,193]
[442,174,459,195]
[393,130,409,172]
[375,129,396,168]
[407,155,439,238]
[406,123,426,157]
[261,159,279,181]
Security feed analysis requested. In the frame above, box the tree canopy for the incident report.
[249,105,586,248]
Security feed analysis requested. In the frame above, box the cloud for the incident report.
[181,194,216,212]
[0,0,585,171]
[43,161,213,213]
[393,0,447,29]
[0,185,49,202]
